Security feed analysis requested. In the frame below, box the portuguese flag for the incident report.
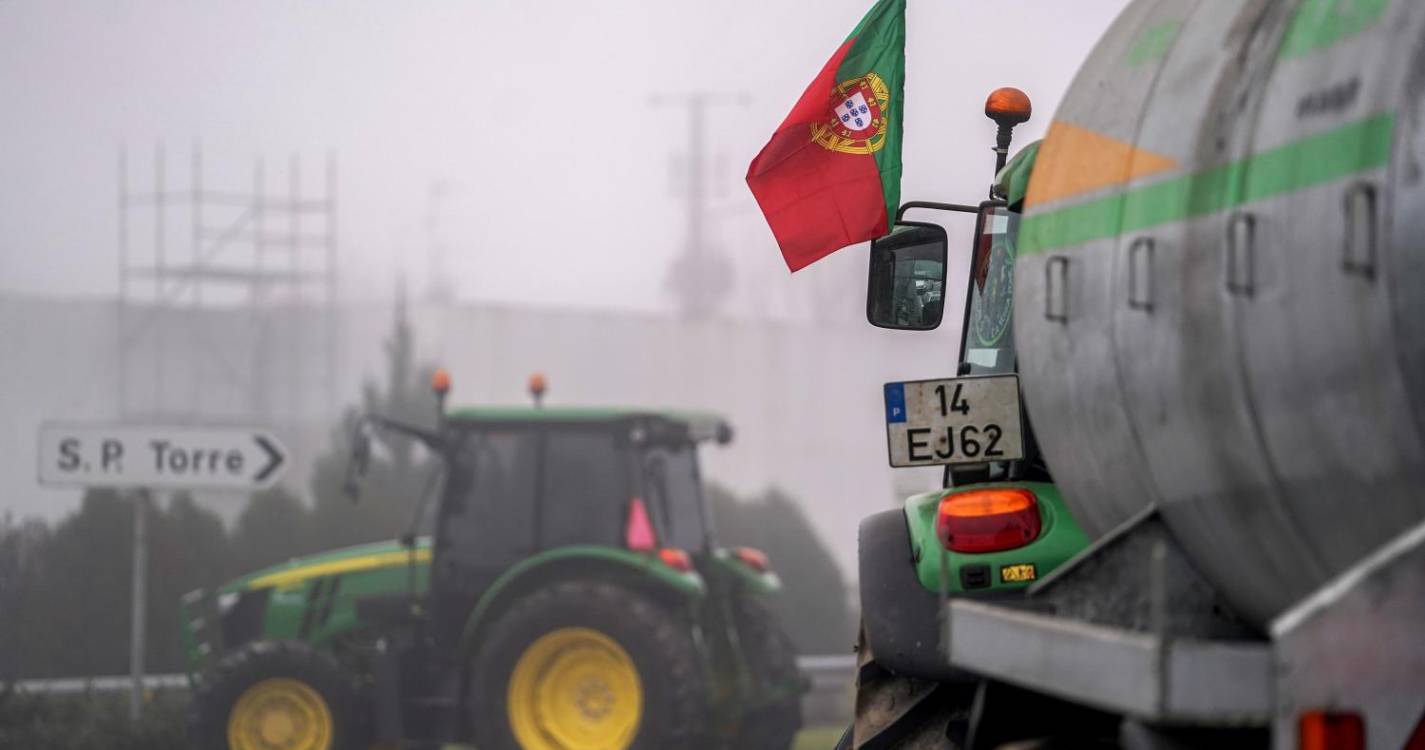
[747,0,906,272]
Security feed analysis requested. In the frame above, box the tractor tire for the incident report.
[469,579,711,750]
[728,596,804,750]
[189,639,366,750]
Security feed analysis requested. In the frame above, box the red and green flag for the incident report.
[747,0,906,272]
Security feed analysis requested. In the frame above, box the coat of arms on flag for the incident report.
[811,73,890,155]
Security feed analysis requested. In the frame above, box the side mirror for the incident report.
[866,222,948,330]
[342,423,374,502]
[715,421,734,446]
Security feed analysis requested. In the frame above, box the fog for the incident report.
[1,0,1131,580]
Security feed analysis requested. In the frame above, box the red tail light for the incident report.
[936,488,1041,553]
[624,498,657,552]
[733,546,771,573]
[657,547,694,573]
[1299,711,1364,750]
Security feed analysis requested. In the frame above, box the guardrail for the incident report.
[797,654,855,726]
[8,673,189,695]
[9,654,858,712]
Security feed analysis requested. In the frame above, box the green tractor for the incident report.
[837,90,1092,748]
[180,373,804,750]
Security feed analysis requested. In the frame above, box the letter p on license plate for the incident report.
[883,375,1025,467]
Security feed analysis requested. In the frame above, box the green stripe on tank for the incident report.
[1126,21,1180,67]
[1278,0,1390,60]
[1020,112,1394,255]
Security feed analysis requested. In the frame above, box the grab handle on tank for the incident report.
[1045,256,1069,323]
[1225,213,1256,297]
[1343,182,1378,281]
[1127,237,1155,313]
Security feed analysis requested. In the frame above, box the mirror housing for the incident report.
[342,422,374,502]
[866,221,949,331]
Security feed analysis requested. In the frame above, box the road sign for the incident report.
[37,424,288,491]
[883,375,1024,467]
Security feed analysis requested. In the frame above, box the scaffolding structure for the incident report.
[116,143,339,426]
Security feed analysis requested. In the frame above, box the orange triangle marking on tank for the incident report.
[1024,121,1179,208]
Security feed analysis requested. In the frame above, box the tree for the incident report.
[14,490,135,677]
[306,295,441,551]
[0,514,50,686]
[229,486,312,574]
[0,490,235,678]
[709,485,857,655]
[145,493,234,672]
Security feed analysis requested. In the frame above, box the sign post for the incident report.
[129,491,148,722]
[36,424,288,720]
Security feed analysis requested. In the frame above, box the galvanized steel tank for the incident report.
[1014,0,1425,626]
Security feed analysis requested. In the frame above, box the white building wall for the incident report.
[1,293,955,579]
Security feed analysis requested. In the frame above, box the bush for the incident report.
[0,689,189,750]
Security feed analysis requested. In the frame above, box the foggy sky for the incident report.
[1,0,1130,314]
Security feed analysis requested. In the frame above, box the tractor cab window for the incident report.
[540,430,631,548]
[962,205,1020,376]
[443,430,538,563]
[642,442,709,554]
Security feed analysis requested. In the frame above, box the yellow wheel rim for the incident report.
[507,627,643,750]
[226,677,334,750]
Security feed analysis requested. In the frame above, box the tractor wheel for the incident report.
[189,640,366,750]
[470,580,711,750]
[728,596,803,750]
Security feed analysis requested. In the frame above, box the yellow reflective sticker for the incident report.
[1000,563,1037,583]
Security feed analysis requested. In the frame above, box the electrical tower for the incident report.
[651,92,747,319]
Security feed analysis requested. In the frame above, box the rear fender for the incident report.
[859,483,1089,682]
[906,482,1089,594]
[458,545,705,660]
[708,548,783,595]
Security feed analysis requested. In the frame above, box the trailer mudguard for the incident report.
[458,545,705,658]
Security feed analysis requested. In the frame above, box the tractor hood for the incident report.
[221,537,432,594]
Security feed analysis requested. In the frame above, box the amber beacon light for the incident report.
[431,368,452,396]
[984,87,1033,179]
[985,87,1033,126]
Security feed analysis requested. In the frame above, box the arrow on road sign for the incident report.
[37,424,290,492]
[253,434,285,484]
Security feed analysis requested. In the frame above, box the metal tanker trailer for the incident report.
[1014,0,1425,630]
[943,0,1425,747]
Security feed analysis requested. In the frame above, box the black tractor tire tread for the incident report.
[188,639,365,750]
[729,595,804,750]
[470,579,711,750]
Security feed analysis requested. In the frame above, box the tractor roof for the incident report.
[446,406,732,442]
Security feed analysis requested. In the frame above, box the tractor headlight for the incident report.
[217,591,240,614]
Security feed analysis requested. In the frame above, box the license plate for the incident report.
[883,375,1024,467]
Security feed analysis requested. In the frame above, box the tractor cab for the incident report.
[430,405,732,610]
